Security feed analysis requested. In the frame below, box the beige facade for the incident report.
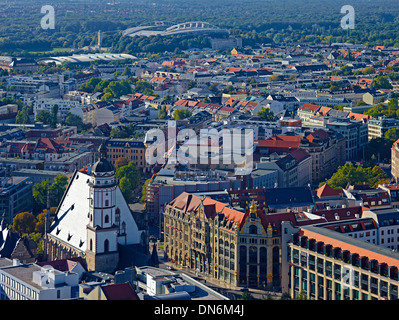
[289,228,399,300]
[392,140,399,183]
[164,194,283,290]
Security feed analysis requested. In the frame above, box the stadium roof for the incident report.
[38,53,137,65]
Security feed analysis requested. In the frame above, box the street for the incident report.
[154,244,282,300]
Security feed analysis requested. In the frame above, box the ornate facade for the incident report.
[163,192,284,290]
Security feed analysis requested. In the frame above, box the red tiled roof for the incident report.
[289,148,311,163]
[37,257,87,272]
[168,192,245,230]
[306,129,331,142]
[256,135,302,149]
[312,206,363,221]
[101,283,139,300]
[316,184,342,198]
[299,103,321,112]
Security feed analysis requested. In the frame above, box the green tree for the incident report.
[101,92,113,103]
[35,109,52,125]
[115,157,129,170]
[79,77,101,93]
[256,107,276,121]
[15,105,31,124]
[326,163,389,189]
[372,76,393,90]
[49,175,69,207]
[115,162,141,203]
[237,290,255,300]
[50,104,58,128]
[32,179,49,214]
[384,128,399,142]
[11,212,36,235]
[158,105,167,119]
[134,79,153,95]
[173,108,192,120]
[32,175,68,214]
[64,113,85,132]
[140,178,151,203]
[363,66,375,74]
[364,103,385,118]
[294,291,308,300]
[121,66,132,76]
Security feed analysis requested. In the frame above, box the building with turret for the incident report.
[163,192,324,290]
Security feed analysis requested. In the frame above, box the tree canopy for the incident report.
[256,107,276,121]
[115,162,141,203]
[324,163,390,189]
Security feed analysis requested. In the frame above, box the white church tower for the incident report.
[85,143,119,272]
[46,143,144,273]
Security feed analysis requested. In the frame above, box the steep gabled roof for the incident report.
[316,184,342,198]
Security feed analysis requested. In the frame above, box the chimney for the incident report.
[12,259,21,266]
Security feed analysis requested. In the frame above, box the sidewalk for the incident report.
[158,248,282,299]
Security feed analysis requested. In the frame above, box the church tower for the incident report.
[85,143,119,273]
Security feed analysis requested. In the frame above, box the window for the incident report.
[104,239,109,253]
[105,200,109,207]
[105,215,109,224]
[249,225,257,234]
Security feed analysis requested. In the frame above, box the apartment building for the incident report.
[105,139,147,172]
[362,208,399,251]
[33,98,82,122]
[0,259,79,300]
[325,118,368,161]
[288,224,399,300]
[368,117,399,141]
[391,140,399,183]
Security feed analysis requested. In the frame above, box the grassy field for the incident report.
[28,47,72,54]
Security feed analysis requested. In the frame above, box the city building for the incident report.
[362,207,399,251]
[163,193,320,290]
[391,139,399,183]
[0,56,39,72]
[288,224,399,300]
[45,144,145,273]
[368,117,399,141]
[0,176,33,225]
[0,259,79,300]
[343,184,391,210]
[145,168,242,224]
[325,118,368,161]
[105,139,148,172]
[135,266,228,300]
[256,153,312,188]
[32,98,82,122]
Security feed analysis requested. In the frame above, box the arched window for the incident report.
[121,221,126,234]
[105,215,109,224]
[105,200,109,207]
[104,239,109,253]
[249,225,257,234]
